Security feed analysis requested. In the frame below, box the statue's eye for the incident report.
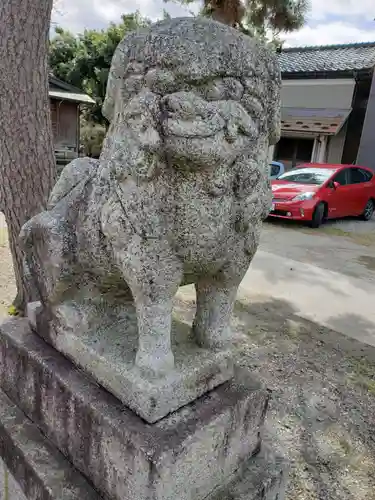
[198,82,225,101]
[196,78,244,102]
[243,94,263,117]
[222,78,244,100]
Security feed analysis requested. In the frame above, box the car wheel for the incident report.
[310,202,325,228]
[361,199,374,221]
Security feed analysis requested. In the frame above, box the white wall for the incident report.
[327,124,347,164]
[281,79,355,110]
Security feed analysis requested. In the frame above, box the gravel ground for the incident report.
[0,226,15,317]
[174,294,375,500]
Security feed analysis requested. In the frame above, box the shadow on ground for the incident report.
[327,313,375,348]
[174,293,375,500]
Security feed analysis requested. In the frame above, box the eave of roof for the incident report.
[278,41,375,76]
[49,90,95,104]
[48,74,95,104]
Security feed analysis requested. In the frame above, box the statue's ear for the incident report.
[267,59,282,146]
[102,45,124,123]
[102,27,151,123]
[102,97,114,124]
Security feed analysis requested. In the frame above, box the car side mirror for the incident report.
[333,181,340,189]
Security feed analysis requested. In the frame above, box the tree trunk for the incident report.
[0,0,56,313]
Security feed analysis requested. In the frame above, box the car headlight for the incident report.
[293,192,315,201]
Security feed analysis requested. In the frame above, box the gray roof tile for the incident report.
[279,42,375,74]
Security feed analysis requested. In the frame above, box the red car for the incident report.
[269,163,375,228]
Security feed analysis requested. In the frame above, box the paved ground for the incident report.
[241,250,375,347]
[244,217,375,346]
[178,215,375,350]
[261,218,375,283]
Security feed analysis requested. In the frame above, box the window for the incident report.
[276,138,295,159]
[333,169,349,186]
[348,168,372,184]
[276,137,314,167]
[278,168,335,185]
[296,139,315,162]
[359,168,373,182]
[270,164,280,177]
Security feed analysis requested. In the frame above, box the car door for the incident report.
[325,168,351,218]
[347,167,374,215]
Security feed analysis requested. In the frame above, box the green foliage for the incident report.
[243,0,309,38]
[165,0,309,43]
[49,27,80,84]
[49,12,151,124]
[49,2,308,128]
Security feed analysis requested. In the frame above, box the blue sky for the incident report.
[52,0,375,47]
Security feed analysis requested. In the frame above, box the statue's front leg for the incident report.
[134,299,176,376]
[192,255,250,350]
[113,240,183,377]
[193,280,238,349]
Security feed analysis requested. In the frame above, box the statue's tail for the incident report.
[19,217,34,252]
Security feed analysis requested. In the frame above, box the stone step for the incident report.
[0,386,287,500]
[0,389,102,500]
[0,318,270,500]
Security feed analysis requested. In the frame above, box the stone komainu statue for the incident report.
[20,17,281,377]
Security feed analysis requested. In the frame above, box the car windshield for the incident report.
[277,168,336,185]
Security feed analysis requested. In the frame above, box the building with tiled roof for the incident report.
[279,42,375,75]
[48,75,95,169]
[271,42,375,171]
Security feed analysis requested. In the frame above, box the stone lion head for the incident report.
[100,17,280,190]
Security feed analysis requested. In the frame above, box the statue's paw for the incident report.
[135,349,175,378]
[193,326,235,351]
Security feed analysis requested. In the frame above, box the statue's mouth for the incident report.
[161,104,257,142]
[162,114,224,139]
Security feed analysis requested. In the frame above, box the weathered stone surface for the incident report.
[208,448,289,500]
[0,384,286,500]
[19,16,281,416]
[0,318,270,500]
[30,300,234,423]
[0,389,101,500]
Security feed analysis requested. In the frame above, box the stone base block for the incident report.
[0,389,100,500]
[0,385,287,500]
[30,301,234,423]
[208,449,288,500]
[0,318,271,500]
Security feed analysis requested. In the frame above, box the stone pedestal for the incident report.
[0,318,289,500]
[30,301,234,423]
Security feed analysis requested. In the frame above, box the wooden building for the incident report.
[49,75,95,168]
